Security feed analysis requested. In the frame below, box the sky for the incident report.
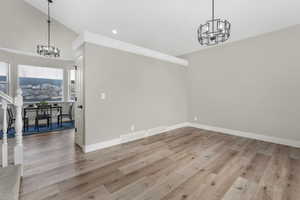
[18,65,63,80]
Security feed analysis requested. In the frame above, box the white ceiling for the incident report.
[24,0,300,56]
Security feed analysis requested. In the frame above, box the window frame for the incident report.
[68,69,76,102]
[0,62,10,95]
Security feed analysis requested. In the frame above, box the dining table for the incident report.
[23,105,63,130]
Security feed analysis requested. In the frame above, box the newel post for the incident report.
[1,99,8,167]
[14,89,23,175]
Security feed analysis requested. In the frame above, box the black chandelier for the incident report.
[197,0,231,46]
[37,0,60,57]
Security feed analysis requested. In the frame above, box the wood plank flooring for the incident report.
[15,127,300,200]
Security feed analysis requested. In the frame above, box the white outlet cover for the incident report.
[130,125,135,131]
[100,93,106,100]
[194,116,198,121]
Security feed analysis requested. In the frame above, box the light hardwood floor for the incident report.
[15,127,300,200]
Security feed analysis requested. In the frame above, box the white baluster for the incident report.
[14,89,23,175]
[1,100,8,167]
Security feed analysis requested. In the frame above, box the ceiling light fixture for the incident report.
[37,0,60,57]
[197,0,231,46]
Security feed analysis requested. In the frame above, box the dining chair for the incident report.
[35,105,52,131]
[7,106,29,131]
[51,104,62,125]
[57,103,73,127]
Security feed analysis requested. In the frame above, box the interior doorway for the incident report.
[74,55,85,150]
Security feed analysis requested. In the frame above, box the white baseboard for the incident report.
[166,122,191,131]
[147,126,168,137]
[189,122,300,148]
[84,138,121,153]
[84,122,300,153]
[120,130,148,144]
[84,122,189,153]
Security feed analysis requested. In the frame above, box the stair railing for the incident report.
[0,89,23,175]
[1,98,8,167]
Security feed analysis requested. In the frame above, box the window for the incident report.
[69,69,76,101]
[18,65,64,102]
[0,62,9,94]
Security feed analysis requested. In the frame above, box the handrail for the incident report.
[1,89,23,175]
[1,100,8,167]
[0,91,13,104]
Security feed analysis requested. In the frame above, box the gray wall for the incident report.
[83,43,188,145]
[0,0,77,59]
[183,25,300,140]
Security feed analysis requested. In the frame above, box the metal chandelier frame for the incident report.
[197,0,231,46]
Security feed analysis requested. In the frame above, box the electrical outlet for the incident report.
[130,125,135,132]
[100,92,106,100]
[194,116,198,121]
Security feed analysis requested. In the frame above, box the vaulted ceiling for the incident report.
[24,0,300,56]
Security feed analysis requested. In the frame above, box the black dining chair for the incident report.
[57,104,73,127]
[51,105,62,125]
[35,105,52,131]
[7,106,29,131]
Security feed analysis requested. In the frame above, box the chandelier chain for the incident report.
[37,0,60,57]
[212,0,214,32]
[48,0,51,47]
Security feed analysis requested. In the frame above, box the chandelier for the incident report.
[37,0,60,57]
[197,0,231,46]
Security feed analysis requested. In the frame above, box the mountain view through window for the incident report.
[18,65,64,102]
[0,62,9,94]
